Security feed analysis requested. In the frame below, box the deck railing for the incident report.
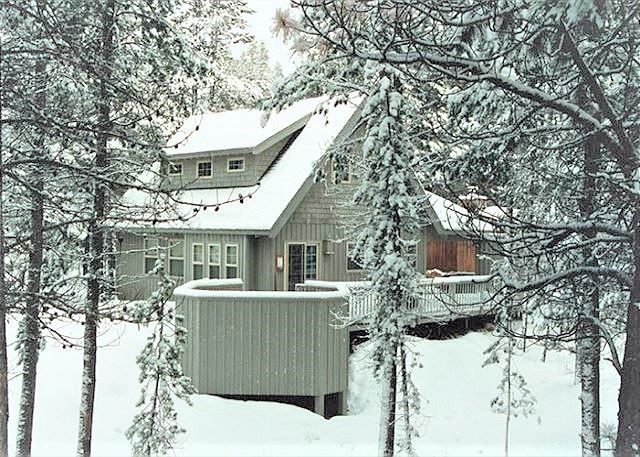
[299,275,495,323]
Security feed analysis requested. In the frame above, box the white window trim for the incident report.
[168,239,184,277]
[284,242,320,290]
[346,242,363,272]
[225,243,239,278]
[143,238,159,273]
[196,160,213,178]
[192,243,204,278]
[226,157,245,173]
[168,161,183,176]
[207,243,221,278]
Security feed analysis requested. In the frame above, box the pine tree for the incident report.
[353,66,421,457]
[126,257,195,456]
[274,1,639,454]
[1,0,260,454]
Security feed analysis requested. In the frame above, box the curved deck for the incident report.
[174,279,349,411]
[173,276,494,416]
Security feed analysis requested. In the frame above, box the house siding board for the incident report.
[165,136,292,191]
[117,232,250,300]
[177,294,348,396]
[271,181,371,290]
[253,236,275,291]
[422,226,489,274]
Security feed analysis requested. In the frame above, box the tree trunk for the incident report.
[15,175,44,457]
[398,342,412,455]
[615,200,640,456]
[77,2,114,455]
[505,336,512,457]
[0,114,9,457]
[379,340,398,457]
[15,58,46,457]
[577,138,601,457]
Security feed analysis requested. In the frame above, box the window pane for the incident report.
[406,244,417,268]
[168,162,182,175]
[144,238,158,253]
[305,245,317,279]
[287,244,303,291]
[347,243,363,270]
[209,265,220,279]
[169,240,183,258]
[226,266,237,279]
[228,159,244,171]
[193,264,204,280]
[226,245,237,265]
[334,158,349,183]
[145,257,157,274]
[193,244,203,262]
[169,259,184,277]
[197,162,212,177]
[208,245,220,264]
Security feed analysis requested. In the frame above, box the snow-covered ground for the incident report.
[6,321,619,456]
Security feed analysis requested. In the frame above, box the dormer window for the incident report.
[197,161,212,178]
[227,158,245,172]
[168,162,182,176]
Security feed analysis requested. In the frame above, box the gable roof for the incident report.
[124,96,361,234]
[425,191,494,235]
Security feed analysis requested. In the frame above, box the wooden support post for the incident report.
[314,394,325,417]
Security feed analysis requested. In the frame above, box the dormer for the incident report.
[163,98,321,191]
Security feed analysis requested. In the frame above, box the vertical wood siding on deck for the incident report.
[178,294,348,396]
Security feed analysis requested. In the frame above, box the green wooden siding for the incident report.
[178,293,348,396]
[117,232,248,299]
[164,135,291,191]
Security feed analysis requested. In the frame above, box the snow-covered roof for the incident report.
[166,96,325,156]
[124,96,361,233]
[425,191,494,234]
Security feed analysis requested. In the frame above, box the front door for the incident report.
[286,243,318,290]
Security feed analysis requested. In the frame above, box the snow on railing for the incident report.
[298,275,495,323]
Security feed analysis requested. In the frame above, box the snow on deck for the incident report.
[167,96,325,155]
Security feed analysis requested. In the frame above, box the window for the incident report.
[168,239,184,277]
[192,243,204,279]
[406,244,417,268]
[143,238,159,273]
[225,244,238,278]
[197,161,212,178]
[334,157,350,183]
[227,158,245,172]
[346,242,363,271]
[304,245,317,279]
[168,162,183,176]
[208,244,221,278]
[286,243,319,290]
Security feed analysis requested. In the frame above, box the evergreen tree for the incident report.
[271,1,640,454]
[126,257,195,456]
[352,66,421,457]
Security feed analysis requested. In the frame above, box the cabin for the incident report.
[117,96,494,417]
